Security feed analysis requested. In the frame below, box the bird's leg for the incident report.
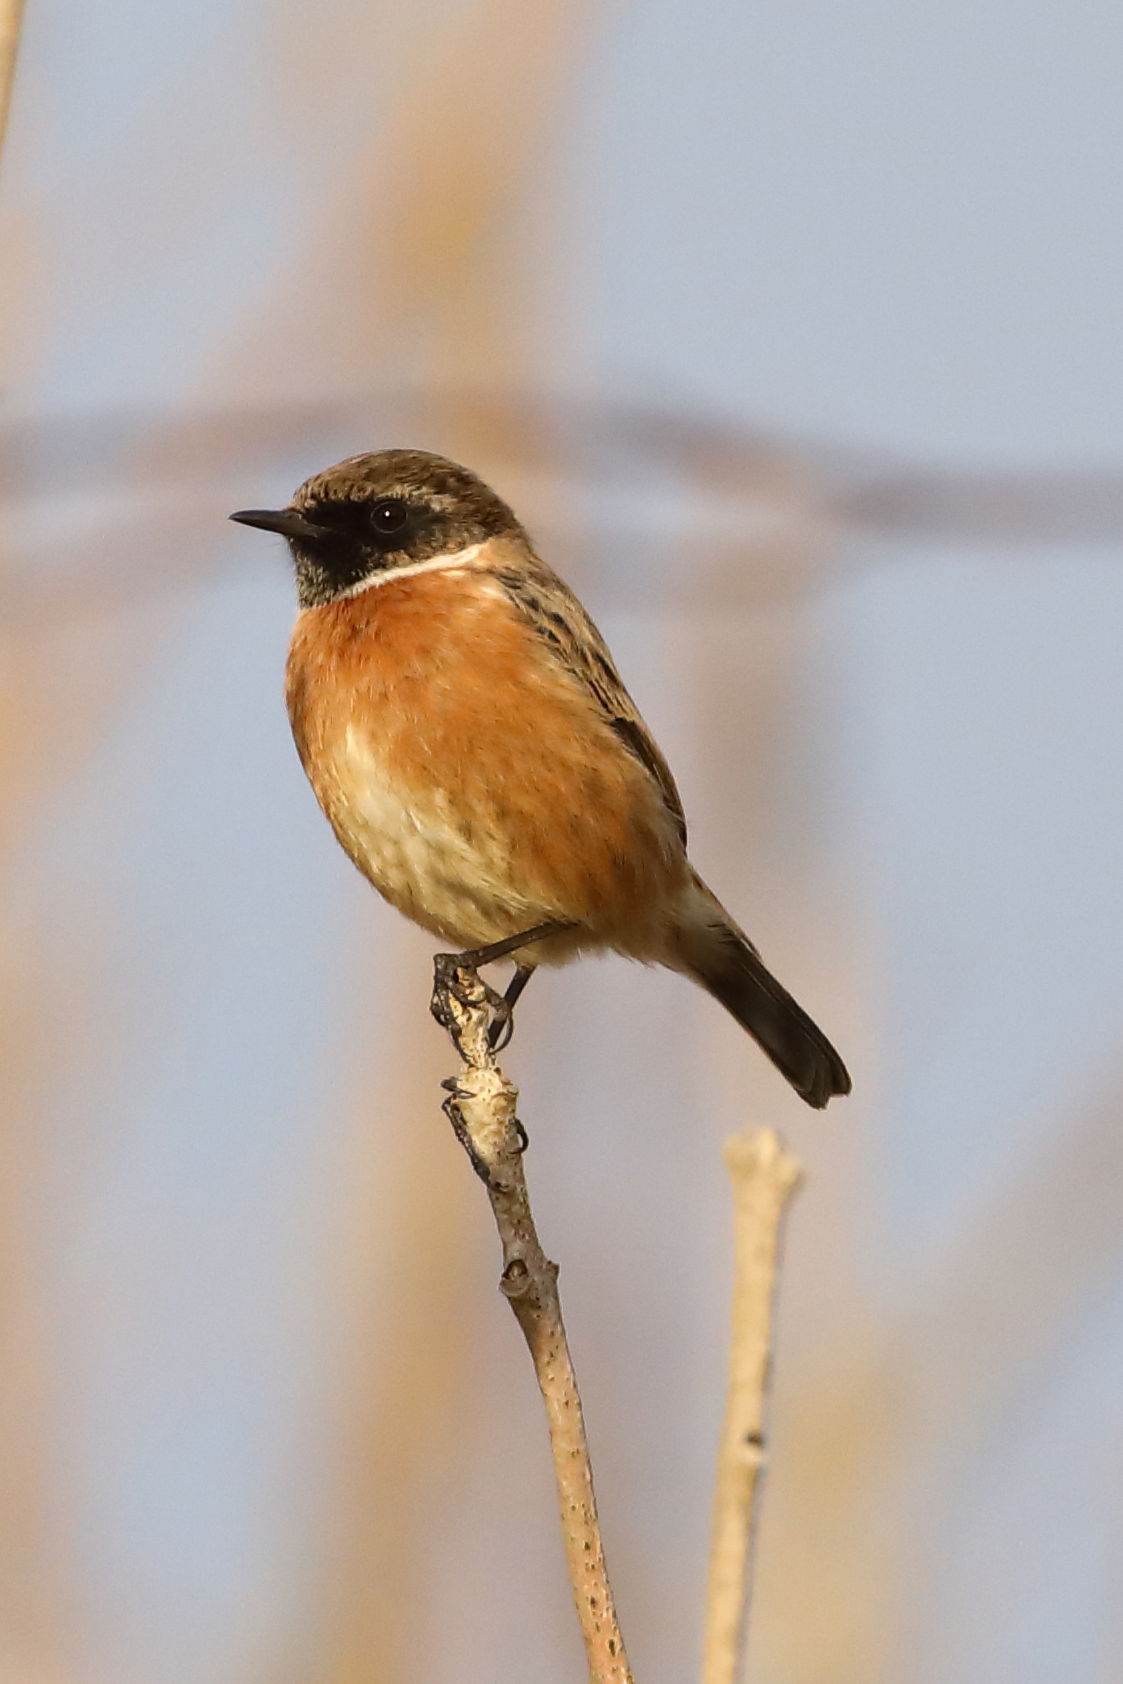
[450,921,571,970]
[430,921,571,1051]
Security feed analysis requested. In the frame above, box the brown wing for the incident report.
[494,557,688,848]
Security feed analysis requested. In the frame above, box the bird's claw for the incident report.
[487,996,516,1052]
[441,1087,495,1185]
[431,953,514,1054]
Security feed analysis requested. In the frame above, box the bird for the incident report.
[230,450,850,1108]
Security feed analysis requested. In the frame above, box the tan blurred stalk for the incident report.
[703,1131,802,1684]
[2,18,170,1649]
[322,938,479,1684]
[0,0,24,159]
[1,11,205,1675]
[0,455,183,1675]
[0,559,206,1684]
[246,3,598,1677]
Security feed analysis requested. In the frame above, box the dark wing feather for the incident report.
[495,559,688,847]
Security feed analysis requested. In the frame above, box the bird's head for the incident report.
[231,449,522,608]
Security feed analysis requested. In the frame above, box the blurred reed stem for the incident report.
[0,0,25,159]
[703,1130,802,1684]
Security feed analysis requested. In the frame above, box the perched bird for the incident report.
[231,450,850,1107]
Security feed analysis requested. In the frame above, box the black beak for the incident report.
[229,508,327,541]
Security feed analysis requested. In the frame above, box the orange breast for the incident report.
[285,567,687,955]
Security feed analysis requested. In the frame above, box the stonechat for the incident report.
[231,450,850,1107]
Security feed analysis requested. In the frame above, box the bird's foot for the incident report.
[438,1078,527,1181]
[487,962,535,1053]
[486,996,517,1053]
[439,1077,495,1184]
[430,952,511,1056]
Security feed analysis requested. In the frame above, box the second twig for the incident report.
[702,1128,802,1684]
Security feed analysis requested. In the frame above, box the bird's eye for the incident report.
[370,498,410,536]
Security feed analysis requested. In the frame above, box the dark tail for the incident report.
[678,898,851,1109]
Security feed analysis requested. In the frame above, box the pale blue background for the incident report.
[3,3,1121,1680]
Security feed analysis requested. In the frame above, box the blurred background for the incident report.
[1,2,1122,1680]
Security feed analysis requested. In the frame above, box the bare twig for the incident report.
[0,0,25,162]
[703,1129,803,1684]
[432,962,634,1684]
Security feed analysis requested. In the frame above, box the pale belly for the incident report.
[319,724,571,951]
